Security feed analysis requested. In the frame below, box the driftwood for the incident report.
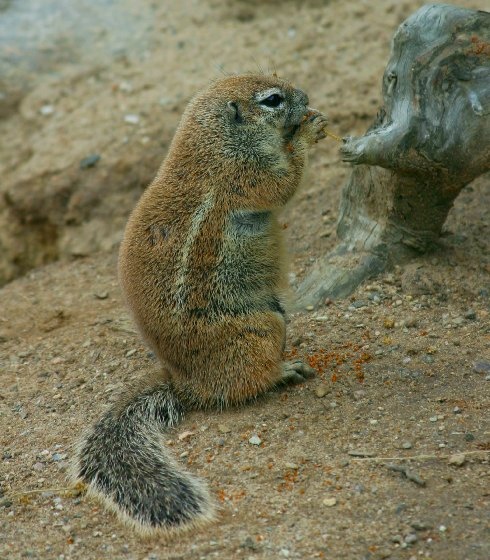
[297,4,490,308]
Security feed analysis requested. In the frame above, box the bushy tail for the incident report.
[73,381,215,534]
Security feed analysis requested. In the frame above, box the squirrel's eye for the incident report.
[260,94,284,108]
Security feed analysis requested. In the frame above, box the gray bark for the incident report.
[297,3,490,308]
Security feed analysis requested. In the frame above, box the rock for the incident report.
[404,533,418,544]
[464,309,477,320]
[40,104,55,116]
[402,441,413,449]
[411,521,431,531]
[404,316,419,328]
[240,536,258,551]
[322,497,337,507]
[177,430,194,441]
[448,453,466,467]
[218,424,232,434]
[315,384,330,398]
[124,113,140,124]
[94,291,109,300]
[79,154,101,169]
[473,361,490,374]
[249,435,262,446]
[391,534,403,544]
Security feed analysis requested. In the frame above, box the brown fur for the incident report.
[119,74,326,407]
[75,74,326,534]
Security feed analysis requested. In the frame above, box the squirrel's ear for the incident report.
[226,101,244,124]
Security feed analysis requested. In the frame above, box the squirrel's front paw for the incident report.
[302,109,328,144]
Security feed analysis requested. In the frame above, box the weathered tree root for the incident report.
[297,4,490,308]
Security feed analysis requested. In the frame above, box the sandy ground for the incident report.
[1,0,489,559]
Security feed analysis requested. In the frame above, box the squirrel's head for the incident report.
[186,74,311,158]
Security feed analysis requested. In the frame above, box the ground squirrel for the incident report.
[74,74,327,535]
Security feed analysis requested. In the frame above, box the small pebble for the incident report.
[240,537,257,551]
[404,316,418,328]
[125,349,137,357]
[249,435,262,446]
[124,114,140,124]
[80,154,101,169]
[322,497,337,507]
[473,361,490,374]
[391,534,403,544]
[218,424,231,434]
[94,291,108,300]
[404,533,418,545]
[119,81,133,93]
[315,384,330,398]
[402,441,412,449]
[448,453,466,467]
[411,521,431,531]
[178,430,194,441]
[40,104,55,116]
[429,416,438,422]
